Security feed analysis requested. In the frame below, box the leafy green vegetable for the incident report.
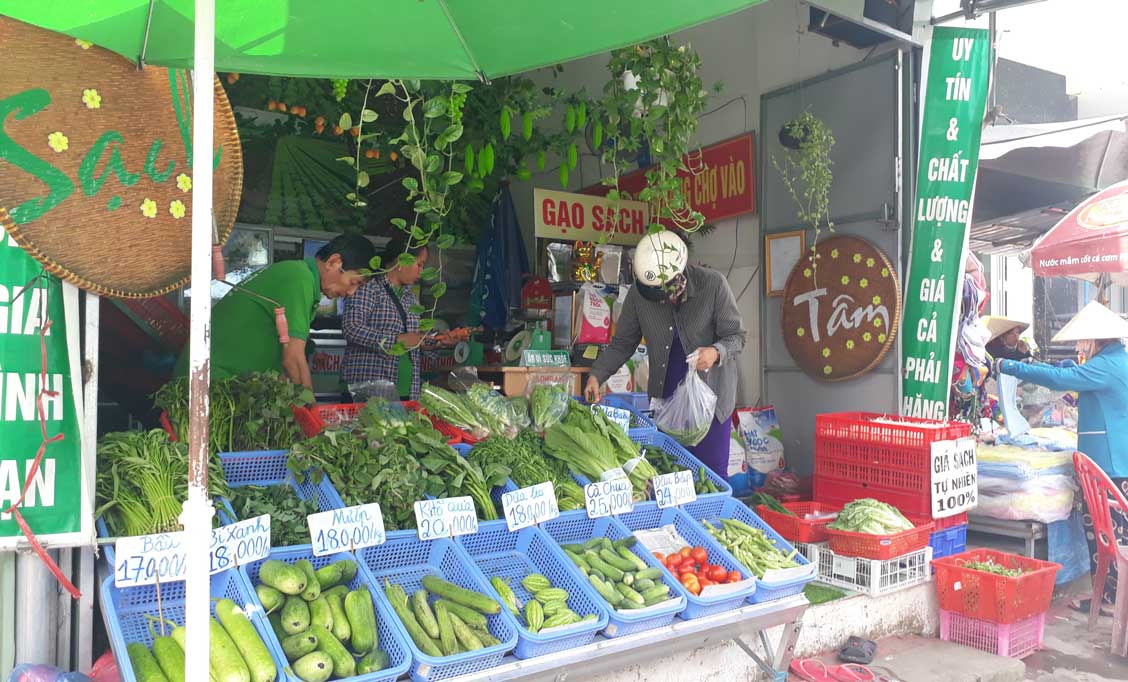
[543,401,658,500]
[462,383,519,438]
[227,485,319,547]
[155,372,312,453]
[468,432,585,512]
[95,430,229,537]
[507,397,532,431]
[960,560,1026,577]
[531,384,569,431]
[827,499,915,535]
[419,384,490,439]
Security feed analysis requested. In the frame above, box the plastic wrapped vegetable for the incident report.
[826,499,915,535]
[419,384,491,439]
[508,396,532,430]
[463,383,518,438]
[531,383,570,431]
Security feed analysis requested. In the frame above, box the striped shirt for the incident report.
[341,275,426,397]
[590,264,746,420]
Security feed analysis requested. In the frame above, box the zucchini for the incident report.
[357,648,390,674]
[345,587,379,654]
[333,559,358,583]
[434,601,458,656]
[215,598,277,682]
[434,599,488,629]
[281,596,310,635]
[449,612,485,651]
[258,560,306,596]
[422,575,500,615]
[295,560,321,602]
[412,589,441,640]
[291,651,333,682]
[127,642,169,682]
[151,636,185,682]
[308,625,355,679]
[209,616,251,682]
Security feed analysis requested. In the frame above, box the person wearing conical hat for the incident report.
[983,316,1032,362]
[996,300,1128,611]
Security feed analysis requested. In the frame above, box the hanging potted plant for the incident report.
[772,111,835,256]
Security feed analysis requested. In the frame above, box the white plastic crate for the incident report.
[794,541,824,563]
[814,545,932,597]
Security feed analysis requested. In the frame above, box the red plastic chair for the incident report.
[1073,452,1128,654]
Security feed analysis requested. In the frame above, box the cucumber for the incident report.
[385,582,442,657]
[600,538,613,552]
[151,635,185,682]
[357,649,390,674]
[255,585,285,614]
[475,629,501,648]
[411,589,440,640]
[312,563,342,590]
[562,543,586,553]
[422,575,500,615]
[449,612,484,651]
[620,572,634,586]
[308,625,355,679]
[295,560,321,602]
[585,554,624,581]
[291,651,333,682]
[433,600,487,629]
[281,596,310,635]
[127,641,169,682]
[258,560,306,596]
[434,601,457,656]
[634,567,663,581]
[617,545,649,571]
[615,582,645,605]
[614,536,638,549]
[322,589,351,643]
[214,598,277,682]
[490,577,519,617]
[209,616,251,682]
[587,574,621,606]
[281,631,319,661]
[641,585,670,601]
[345,587,379,654]
[599,548,637,572]
[308,596,333,632]
[582,538,603,550]
[634,578,656,591]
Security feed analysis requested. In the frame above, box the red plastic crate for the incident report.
[756,502,840,543]
[824,520,934,560]
[814,412,972,518]
[940,610,1045,659]
[933,549,1060,624]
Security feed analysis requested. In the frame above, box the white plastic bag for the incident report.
[652,353,717,446]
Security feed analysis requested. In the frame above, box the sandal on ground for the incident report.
[828,663,877,681]
[838,636,877,665]
[790,659,833,681]
[1069,597,1113,617]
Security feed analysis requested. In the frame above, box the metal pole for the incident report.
[181,0,216,679]
[76,291,99,672]
[987,11,997,110]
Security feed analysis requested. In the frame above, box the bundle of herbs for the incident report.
[226,484,320,547]
[467,431,586,512]
[155,372,312,453]
[95,429,229,537]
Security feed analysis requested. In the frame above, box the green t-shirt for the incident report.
[392,285,414,398]
[175,258,321,379]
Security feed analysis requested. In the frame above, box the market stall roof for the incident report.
[969,201,1073,256]
[1030,178,1128,284]
[0,0,768,80]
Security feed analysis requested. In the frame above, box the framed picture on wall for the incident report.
[765,231,805,296]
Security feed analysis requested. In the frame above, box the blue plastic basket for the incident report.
[100,571,286,682]
[456,521,609,658]
[96,498,237,571]
[576,397,657,435]
[540,515,686,637]
[220,450,345,539]
[929,523,968,561]
[356,534,518,682]
[682,497,816,604]
[630,431,732,501]
[616,502,757,619]
[239,545,412,682]
[601,392,651,413]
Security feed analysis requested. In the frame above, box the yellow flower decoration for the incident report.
[803,268,812,279]
[169,200,187,219]
[831,249,839,259]
[853,253,862,264]
[140,199,158,219]
[796,327,806,338]
[840,275,850,286]
[859,278,869,288]
[821,348,831,358]
[82,88,102,110]
[176,174,193,192]
[75,39,93,50]
[47,132,68,153]
[873,318,883,329]
[823,365,833,375]
[866,257,875,268]
[878,333,887,343]
[872,296,882,305]
[881,267,890,277]
[864,332,873,342]
[846,340,856,350]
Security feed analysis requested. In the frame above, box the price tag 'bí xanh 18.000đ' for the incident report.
[502,481,559,532]
[307,503,386,557]
[414,497,478,541]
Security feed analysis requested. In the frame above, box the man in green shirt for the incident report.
[175,234,375,387]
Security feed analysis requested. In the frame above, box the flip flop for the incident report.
[838,636,876,664]
[1069,597,1113,618]
[789,659,833,681]
[828,664,877,681]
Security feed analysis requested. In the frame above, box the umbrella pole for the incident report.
[180,0,216,679]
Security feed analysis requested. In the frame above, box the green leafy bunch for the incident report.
[771,111,835,260]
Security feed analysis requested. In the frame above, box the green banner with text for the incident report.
[901,27,991,420]
[0,232,84,545]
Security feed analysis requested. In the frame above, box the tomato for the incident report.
[665,554,683,569]
[679,547,693,559]
[708,565,729,582]
[699,577,714,588]
[690,546,709,565]
[679,566,697,578]
[679,573,701,595]
[653,552,665,563]
[727,570,743,583]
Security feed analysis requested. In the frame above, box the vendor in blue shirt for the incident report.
[996,300,1128,613]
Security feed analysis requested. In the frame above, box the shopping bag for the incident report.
[652,352,717,446]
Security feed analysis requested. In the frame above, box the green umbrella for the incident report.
[0,0,766,79]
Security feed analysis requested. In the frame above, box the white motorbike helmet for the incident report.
[632,230,688,301]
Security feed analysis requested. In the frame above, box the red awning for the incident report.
[1031,179,1128,281]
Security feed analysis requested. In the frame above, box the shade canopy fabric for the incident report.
[0,0,767,80]
[1031,179,1128,283]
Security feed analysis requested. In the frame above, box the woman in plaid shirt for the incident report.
[342,239,441,399]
